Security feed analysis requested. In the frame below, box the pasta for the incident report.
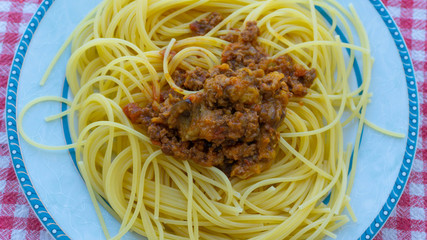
[18,0,404,239]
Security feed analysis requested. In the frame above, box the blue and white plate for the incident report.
[6,0,419,239]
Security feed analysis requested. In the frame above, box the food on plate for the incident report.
[123,21,316,179]
[17,0,403,239]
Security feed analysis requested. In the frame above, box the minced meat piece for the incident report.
[189,12,223,36]
[221,21,267,70]
[123,21,316,179]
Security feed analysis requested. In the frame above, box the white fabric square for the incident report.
[40,230,54,240]
[412,158,424,172]
[415,71,424,84]
[411,29,426,41]
[0,131,7,146]
[412,231,427,240]
[0,2,12,12]
[413,9,427,20]
[387,7,401,18]
[0,21,6,33]
[0,180,5,193]
[409,183,425,196]
[22,3,38,13]
[13,204,29,218]
[411,50,425,62]
[11,229,26,240]
[390,208,397,217]
[0,156,9,168]
[410,207,425,220]
[380,228,398,240]
[18,23,27,34]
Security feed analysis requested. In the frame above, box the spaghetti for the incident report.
[18,0,404,239]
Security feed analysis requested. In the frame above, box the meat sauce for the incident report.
[189,12,223,36]
[123,15,316,179]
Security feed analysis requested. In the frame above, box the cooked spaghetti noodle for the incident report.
[17,0,404,239]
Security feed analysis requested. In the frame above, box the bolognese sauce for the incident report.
[123,19,316,179]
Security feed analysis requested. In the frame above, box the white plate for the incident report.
[6,0,419,239]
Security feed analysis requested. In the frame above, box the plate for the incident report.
[6,0,419,239]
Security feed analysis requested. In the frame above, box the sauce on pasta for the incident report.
[123,21,316,179]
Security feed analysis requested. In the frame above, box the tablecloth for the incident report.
[0,0,425,239]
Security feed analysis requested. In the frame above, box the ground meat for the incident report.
[123,21,316,179]
[189,12,223,36]
[264,55,316,97]
[221,22,267,70]
[173,67,209,91]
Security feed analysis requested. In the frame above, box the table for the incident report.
[0,0,425,239]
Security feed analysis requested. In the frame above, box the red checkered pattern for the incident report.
[374,0,427,239]
[0,0,425,239]
[0,1,53,239]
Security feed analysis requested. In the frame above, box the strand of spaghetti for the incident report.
[66,38,150,94]
[281,74,348,137]
[136,0,158,50]
[239,176,314,209]
[100,56,160,100]
[264,21,313,64]
[169,51,213,72]
[191,167,240,199]
[163,38,197,95]
[77,161,111,239]
[279,137,332,180]
[308,138,346,239]
[100,65,153,102]
[172,36,228,49]
[169,46,221,71]
[44,108,72,122]
[346,4,372,196]
[187,167,238,204]
[77,120,150,144]
[81,94,117,187]
[159,163,253,228]
[250,191,315,239]
[204,1,263,37]
[184,160,196,240]
[105,147,147,237]
[193,202,199,240]
[208,167,239,205]
[67,76,136,141]
[39,0,104,86]
[292,218,337,240]
[273,40,369,58]
[103,147,133,222]
[341,89,404,137]
[104,3,136,38]
[83,126,117,194]
[111,150,162,240]
[296,150,344,210]
[309,0,319,69]
[148,0,209,38]
[345,195,357,221]
[314,2,355,45]
[341,73,372,126]
[162,160,232,218]
[244,0,273,23]
[17,96,81,150]
[328,34,347,176]
[363,119,405,138]
[153,158,161,220]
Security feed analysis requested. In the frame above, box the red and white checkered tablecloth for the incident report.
[0,0,425,239]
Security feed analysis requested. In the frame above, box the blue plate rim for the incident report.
[5,0,419,239]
